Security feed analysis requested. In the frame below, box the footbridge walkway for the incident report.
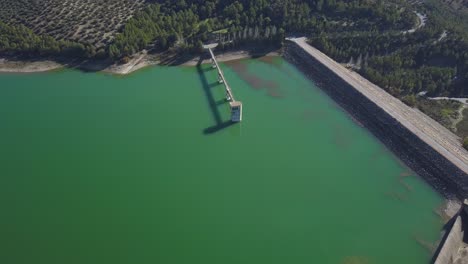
[206,46,242,122]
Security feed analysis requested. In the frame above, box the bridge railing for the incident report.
[207,47,242,122]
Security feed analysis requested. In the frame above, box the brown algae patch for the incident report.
[225,60,284,98]
[301,109,328,121]
[397,171,414,192]
[386,191,408,202]
[434,199,461,222]
[413,234,437,253]
[400,171,412,178]
[369,147,387,163]
[399,178,414,192]
[258,55,282,66]
[342,256,371,264]
[331,124,353,150]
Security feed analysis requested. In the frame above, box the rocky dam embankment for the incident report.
[284,38,468,199]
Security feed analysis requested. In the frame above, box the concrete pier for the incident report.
[208,48,242,122]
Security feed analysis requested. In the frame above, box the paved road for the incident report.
[429,97,468,105]
[403,12,427,34]
[288,37,468,174]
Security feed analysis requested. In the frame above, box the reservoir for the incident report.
[0,57,444,264]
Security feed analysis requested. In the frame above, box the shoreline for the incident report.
[0,58,63,73]
[0,49,281,75]
[180,50,281,66]
[5,42,466,198]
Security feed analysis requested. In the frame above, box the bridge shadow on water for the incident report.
[195,56,235,135]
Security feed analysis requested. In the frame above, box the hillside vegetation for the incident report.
[0,21,90,58]
[109,0,416,58]
[441,0,468,11]
[0,0,418,59]
[0,0,145,57]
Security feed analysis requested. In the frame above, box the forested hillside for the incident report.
[304,0,468,142]
[109,0,415,58]
[0,21,92,58]
[0,0,415,59]
[441,0,468,11]
[310,14,468,97]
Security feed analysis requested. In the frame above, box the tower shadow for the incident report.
[195,55,235,134]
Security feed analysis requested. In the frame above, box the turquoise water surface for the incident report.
[0,57,443,264]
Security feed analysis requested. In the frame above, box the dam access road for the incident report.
[287,37,468,195]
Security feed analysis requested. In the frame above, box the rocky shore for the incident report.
[284,38,468,199]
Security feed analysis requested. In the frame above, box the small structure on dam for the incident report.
[208,47,243,122]
[433,200,468,264]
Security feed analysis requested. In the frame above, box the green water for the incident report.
[0,58,444,264]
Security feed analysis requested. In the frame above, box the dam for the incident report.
[285,37,468,198]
